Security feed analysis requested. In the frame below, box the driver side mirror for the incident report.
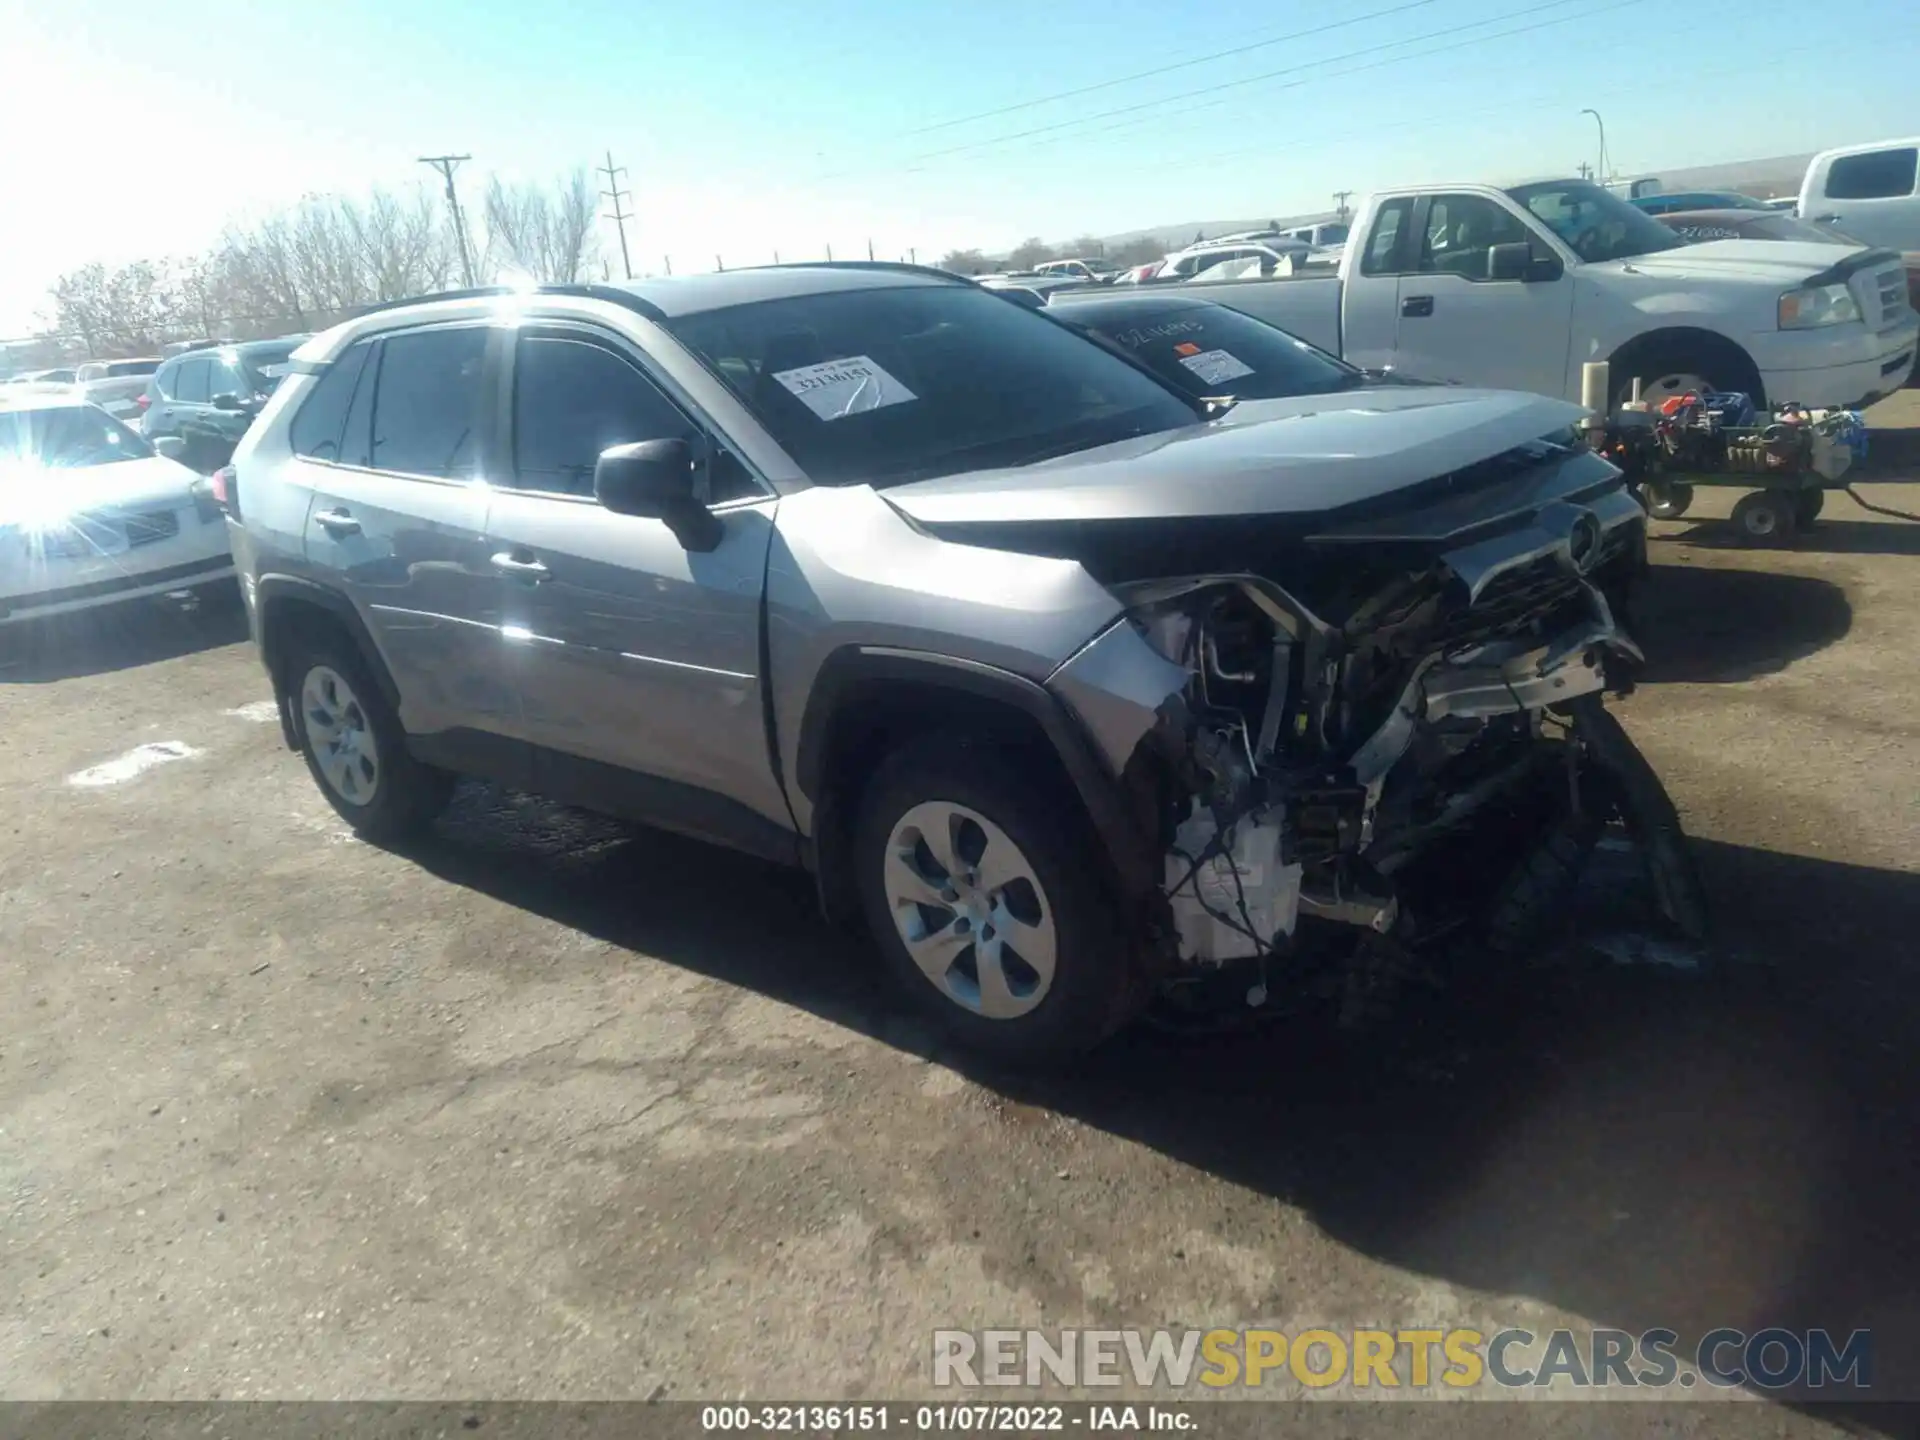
[152,435,188,462]
[1488,242,1564,283]
[594,438,723,552]
[211,391,251,413]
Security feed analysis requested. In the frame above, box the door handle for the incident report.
[313,508,361,536]
[1401,295,1435,318]
[491,550,550,581]
[1812,213,1839,224]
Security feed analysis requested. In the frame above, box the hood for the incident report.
[0,454,199,522]
[885,387,1587,527]
[1597,237,1866,285]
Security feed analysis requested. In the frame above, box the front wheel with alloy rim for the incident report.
[853,737,1137,1065]
[288,638,453,840]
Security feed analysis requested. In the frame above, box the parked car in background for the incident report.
[1176,177,1917,411]
[141,337,310,473]
[1797,135,1920,252]
[225,266,1681,1062]
[1031,257,1120,283]
[1279,221,1351,248]
[1630,190,1771,217]
[0,393,234,625]
[1161,239,1312,281]
[1048,289,1425,400]
[1112,261,1164,285]
[13,368,77,386]
[74,357,161,422]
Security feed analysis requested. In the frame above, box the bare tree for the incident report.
[936,248,991,274]
[47,261,177,357]
[480,170,600,284]
[1005,236,1057,271]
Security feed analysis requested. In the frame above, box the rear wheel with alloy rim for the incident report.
[287,635,453,839]
[854,735,1136,1064]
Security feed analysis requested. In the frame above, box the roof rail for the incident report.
[346,282,666,323]
[747,260,972,285]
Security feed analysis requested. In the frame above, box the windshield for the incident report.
[665,284,1199,486]
[1507,179,1687,263]
[1665,213,1863,247]
[0,404,152,469]
[1067,302,1358,401]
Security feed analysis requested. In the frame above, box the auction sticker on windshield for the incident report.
[772,355,917,421]
[1178,349,1256,386]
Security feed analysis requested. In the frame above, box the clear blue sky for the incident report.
[3,0,1916,331]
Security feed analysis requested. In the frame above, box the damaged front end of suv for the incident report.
[913,398,1702,1018]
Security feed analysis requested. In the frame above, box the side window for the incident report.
[368,326,488,479]
[1360,198,1414,276]
[289,340,374,462]
[511,333,697,497]
[1824,148,1919,201]
[1418,194,1531,280]
[173,358,211,403]
[210,357,246,400]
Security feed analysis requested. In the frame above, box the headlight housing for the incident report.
[1778,282,1860,330]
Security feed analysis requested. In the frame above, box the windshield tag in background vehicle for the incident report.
[772,355,916,421]
[1178,349,1256,386]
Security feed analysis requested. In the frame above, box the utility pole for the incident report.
[1580,109,1609,186]
[1333,190,1353,220]
[418,154,477,288]
[1577,161,1594,180]
[598,150,635,280]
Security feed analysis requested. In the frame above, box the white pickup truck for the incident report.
[1170,177,1918,411]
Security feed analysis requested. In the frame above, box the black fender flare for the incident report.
[253,575,402,717]
[796,645,1160,904]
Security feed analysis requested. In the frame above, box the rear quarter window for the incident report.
[289,341,374,462]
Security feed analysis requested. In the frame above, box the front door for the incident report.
[1390,192,1575,398]
[298,321,520,754]
[480,324,789,844]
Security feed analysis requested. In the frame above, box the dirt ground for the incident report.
[2,459,1917,1431]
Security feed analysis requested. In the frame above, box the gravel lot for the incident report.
[3,464,1917,1432]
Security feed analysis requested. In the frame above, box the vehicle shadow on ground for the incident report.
[1630,559,1852,683]
[0,595,248,683]
[397,793,1920,1427]
[1660,514,1920,558]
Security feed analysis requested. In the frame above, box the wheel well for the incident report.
[257,589,398,714]
[808,680,1085,929]
[1605,327,1765,407]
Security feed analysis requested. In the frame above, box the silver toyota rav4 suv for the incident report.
[227,264,1701,1064]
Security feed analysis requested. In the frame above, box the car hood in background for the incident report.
[883,387,1587,526]
[0,454,200,517]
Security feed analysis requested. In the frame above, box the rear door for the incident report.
[1388,192,1574,396]
[480,322,789,843]
[166,356,220,470]
[298,322,520,756]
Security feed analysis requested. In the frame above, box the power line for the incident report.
[904,0,1445,137]
[818,0,1599,181]
[419,154,477,288]
[599,150,635,281]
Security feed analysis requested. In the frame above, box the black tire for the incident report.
[284,632,453,841]
[1794,488,1826,527]
[852,734,1138,1066]
[1610,340,1763,412]
[1730,489,1799,546]
[1568,698,1711,944]
[1643,480,1694,520]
